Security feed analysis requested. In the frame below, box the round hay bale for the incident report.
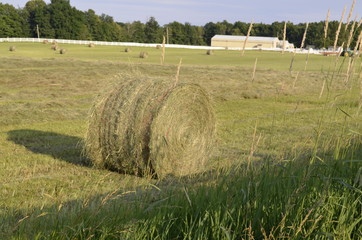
[43,40,49,44]
[9,46,16,52]
[124,47,132,53]
[60,48,66,54]
[88,43,95,48]
[206,50,214,55]
[139,52,148,58]
[156,44,162,49]
[85,76,216,178]
[51,45,59,51]
[52,40,58,45]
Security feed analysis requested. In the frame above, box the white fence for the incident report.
[0,37,323,54]
[0,37,223,50]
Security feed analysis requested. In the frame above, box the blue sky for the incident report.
[4,0,361,25]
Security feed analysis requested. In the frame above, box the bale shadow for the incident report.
[7,129,90,167]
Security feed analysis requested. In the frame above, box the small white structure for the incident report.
[212,35,282,49]
[278,40,294,49]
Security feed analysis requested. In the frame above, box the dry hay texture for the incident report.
[43,40,49,44]
[85,75,216,178]
[60,48,66,54]
[124,47,132,52]
[9,46,16,51]
[51,45,59,51]
[206,50,214,55]
[88,43,95,48]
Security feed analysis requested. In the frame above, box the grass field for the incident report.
[0,42,361,239]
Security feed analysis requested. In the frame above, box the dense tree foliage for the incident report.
[0,0,361,49]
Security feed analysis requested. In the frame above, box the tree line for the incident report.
[1,0,361,49]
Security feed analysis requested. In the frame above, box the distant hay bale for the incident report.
[139,52,149,58]
[156,44,162,49]
[51,45,59,51]
[206,50,214,55]
[88,43,95,48]
[124,47,131,52]
[52,40,58,45]
[9,46,16,52]
[43,40,49,44]
[60,48,66,54]
[85,75,216,178]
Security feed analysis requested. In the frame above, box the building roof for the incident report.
[212,35,279,42]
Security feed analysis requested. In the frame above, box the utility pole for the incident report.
[166,27,169,44]
[36,25,40,39]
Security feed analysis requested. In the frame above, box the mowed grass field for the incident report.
[0,42,361,239]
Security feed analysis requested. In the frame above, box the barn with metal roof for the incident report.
[211,35,281,49]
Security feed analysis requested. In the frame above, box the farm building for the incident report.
[211,35,293,49]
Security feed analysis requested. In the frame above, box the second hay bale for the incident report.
[139,52,148,58]
[206,50,214,55]
[51,45,59,51]
[85,76,216,178]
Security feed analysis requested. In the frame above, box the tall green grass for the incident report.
[5,140,361,239]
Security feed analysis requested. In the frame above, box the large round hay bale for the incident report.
[9,46,16,52]
[43,40,49,44]
[85,76,216,178]
[88,43,95,48]
[156,44,162,49]
[206,50,214,55]
[60,48,66,54]
[139,52,148,58]
[124,47,131,52]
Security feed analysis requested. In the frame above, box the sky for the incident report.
[3,0,362,25]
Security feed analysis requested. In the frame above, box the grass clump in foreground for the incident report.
[4,146,362,239]
[130,157,362,239]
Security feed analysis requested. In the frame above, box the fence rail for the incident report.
[0,37,222,50]
[0,37,323,54]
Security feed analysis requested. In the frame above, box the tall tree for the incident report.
[203,22,217,45]
[130,21,146,43]
[144,16,162,43]
[0,3,27,37]
[48,0,88,39]
[98,14,125,41]
[25,0,54,38]
[166,21,185,44]
[84,9,100,40]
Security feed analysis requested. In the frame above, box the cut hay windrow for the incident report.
[85,75,216,178]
